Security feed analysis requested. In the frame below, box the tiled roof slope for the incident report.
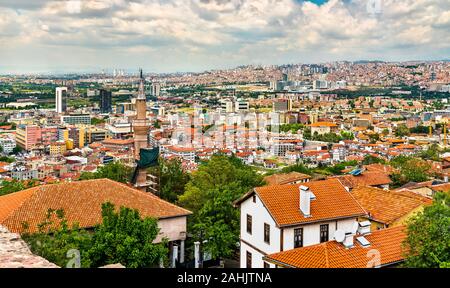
[264,226,406,268]
[351,186,432,225]
[333,171,392,188]
[264,172,311,186]
[254,179,366,227]
[0,179,192,234]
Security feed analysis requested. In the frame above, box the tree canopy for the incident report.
[79,161,133,183]
[148,157,190,203]
[178,154,264,259]
[403,192,450,268]
[390,156,431,187]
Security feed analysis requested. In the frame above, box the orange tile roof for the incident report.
[363,163,395,174]
[264,172,311,186]
[308,122,337,127]
[333,171,392,188]
[0,179,192,234]
[250,179,366,227]
[102,138,134,145]
[351,186,431,225]
[264,226,407,268]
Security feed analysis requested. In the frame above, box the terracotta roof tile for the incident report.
[254,179,366,227]
[0,179,192,234]
[333,171,392,188]
[264,226,407,268]
[264,172,311,186]
[351,186,431,225]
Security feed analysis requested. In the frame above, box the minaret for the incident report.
[133,69,150,190]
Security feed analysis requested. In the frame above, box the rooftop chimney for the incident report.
[358,221,371,236]
[300,185,311,217]
[343,232,354,248]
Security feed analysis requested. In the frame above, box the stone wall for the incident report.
[0,225,58,268]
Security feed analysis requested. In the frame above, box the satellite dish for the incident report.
[334,229,345,242]
[351,222,359,234]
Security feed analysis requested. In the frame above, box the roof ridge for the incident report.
[101,178,192,215]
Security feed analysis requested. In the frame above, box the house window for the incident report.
[252,195,256,203]
[320,224,329,243]
[246,251,252,268]
[264,223,270,244]
[246,214,252,235]
[264,262,270,268]
[294,228,303,248]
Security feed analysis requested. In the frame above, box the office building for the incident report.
[61,114,91,125]
[99,89,112,113]
[151,83,161,97]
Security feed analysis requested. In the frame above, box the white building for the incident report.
[235,179,366,268]
[220,100,234,113]
[151,83,161,97]
[0,138,16,154]
[235,101,250,112]
[55,87,68,113]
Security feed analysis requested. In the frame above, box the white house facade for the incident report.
[235,178,367,268]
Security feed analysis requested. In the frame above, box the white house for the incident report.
[234,178,367,268]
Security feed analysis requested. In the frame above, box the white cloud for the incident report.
[0,0,448,73]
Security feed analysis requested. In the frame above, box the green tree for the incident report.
[91,118,106,125]
[0,155,15,163]
[23,209,92,267]
[418,144,441,161]
[148,157,190,203]
[79,161,133,183]
[0,179,37,196]
[12,146,23,155]
[395,124,410,137]
[390,157,431,187]
[368,133,380,143]
[178,155,264,259]
[280,163,312,175]
[362,155,385,165]
[340,130,354,140]
[403,192,450,268]
[87,202,168,268]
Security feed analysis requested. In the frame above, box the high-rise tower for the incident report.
[55,87,68,113]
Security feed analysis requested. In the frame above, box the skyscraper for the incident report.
[151,82,161,97]
[99,89,112,113]
[55,87,68,113]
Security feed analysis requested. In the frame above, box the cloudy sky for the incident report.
[0,0,449,74]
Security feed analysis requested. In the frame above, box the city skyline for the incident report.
[0,0,449,74]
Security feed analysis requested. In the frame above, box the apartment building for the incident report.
[0,137,16,154]
[15,125,41,151]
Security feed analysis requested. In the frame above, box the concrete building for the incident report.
[151,83,161,97]
[15,125,41,151]
[99,89,112,113]
[55,87,68,113]
[61,114,91,125]
[0,137,16,154]
[49,141,67,156]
